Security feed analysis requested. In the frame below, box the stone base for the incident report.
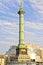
[16,54,30,62]
[15,44,30,63]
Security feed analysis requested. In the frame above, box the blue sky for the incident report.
[0,0,43,54]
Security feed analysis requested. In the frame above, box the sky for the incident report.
[0,0,43,54]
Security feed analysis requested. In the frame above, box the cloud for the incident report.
[0,2,9,10]
[0,1,19,22]
[24,21,43,47]
[0,20,43,36]
[0,20,19,34]
[0,0,19,16]
[0,43,10,54]
[0,0,22,5]
[0,2,18,16]
[25,30,43,48]
[1,36,19,44]
[0,0,12,2]
[29,0,43,13]
[0,20,18,26]
[15,0,23,5]
[25,21,43,30]
[0,20,43,55]
[0,0,43,54]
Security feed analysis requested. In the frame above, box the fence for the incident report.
[7,62,43,65]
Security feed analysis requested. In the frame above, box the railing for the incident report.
[7,62,43,65]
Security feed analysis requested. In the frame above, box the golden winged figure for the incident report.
[20,1,23,8]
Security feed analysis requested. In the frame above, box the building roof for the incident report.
[5,46,17,55]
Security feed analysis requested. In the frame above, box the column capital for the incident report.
[18,8,25,14]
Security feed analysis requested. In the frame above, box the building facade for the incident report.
[0,55,5,65]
